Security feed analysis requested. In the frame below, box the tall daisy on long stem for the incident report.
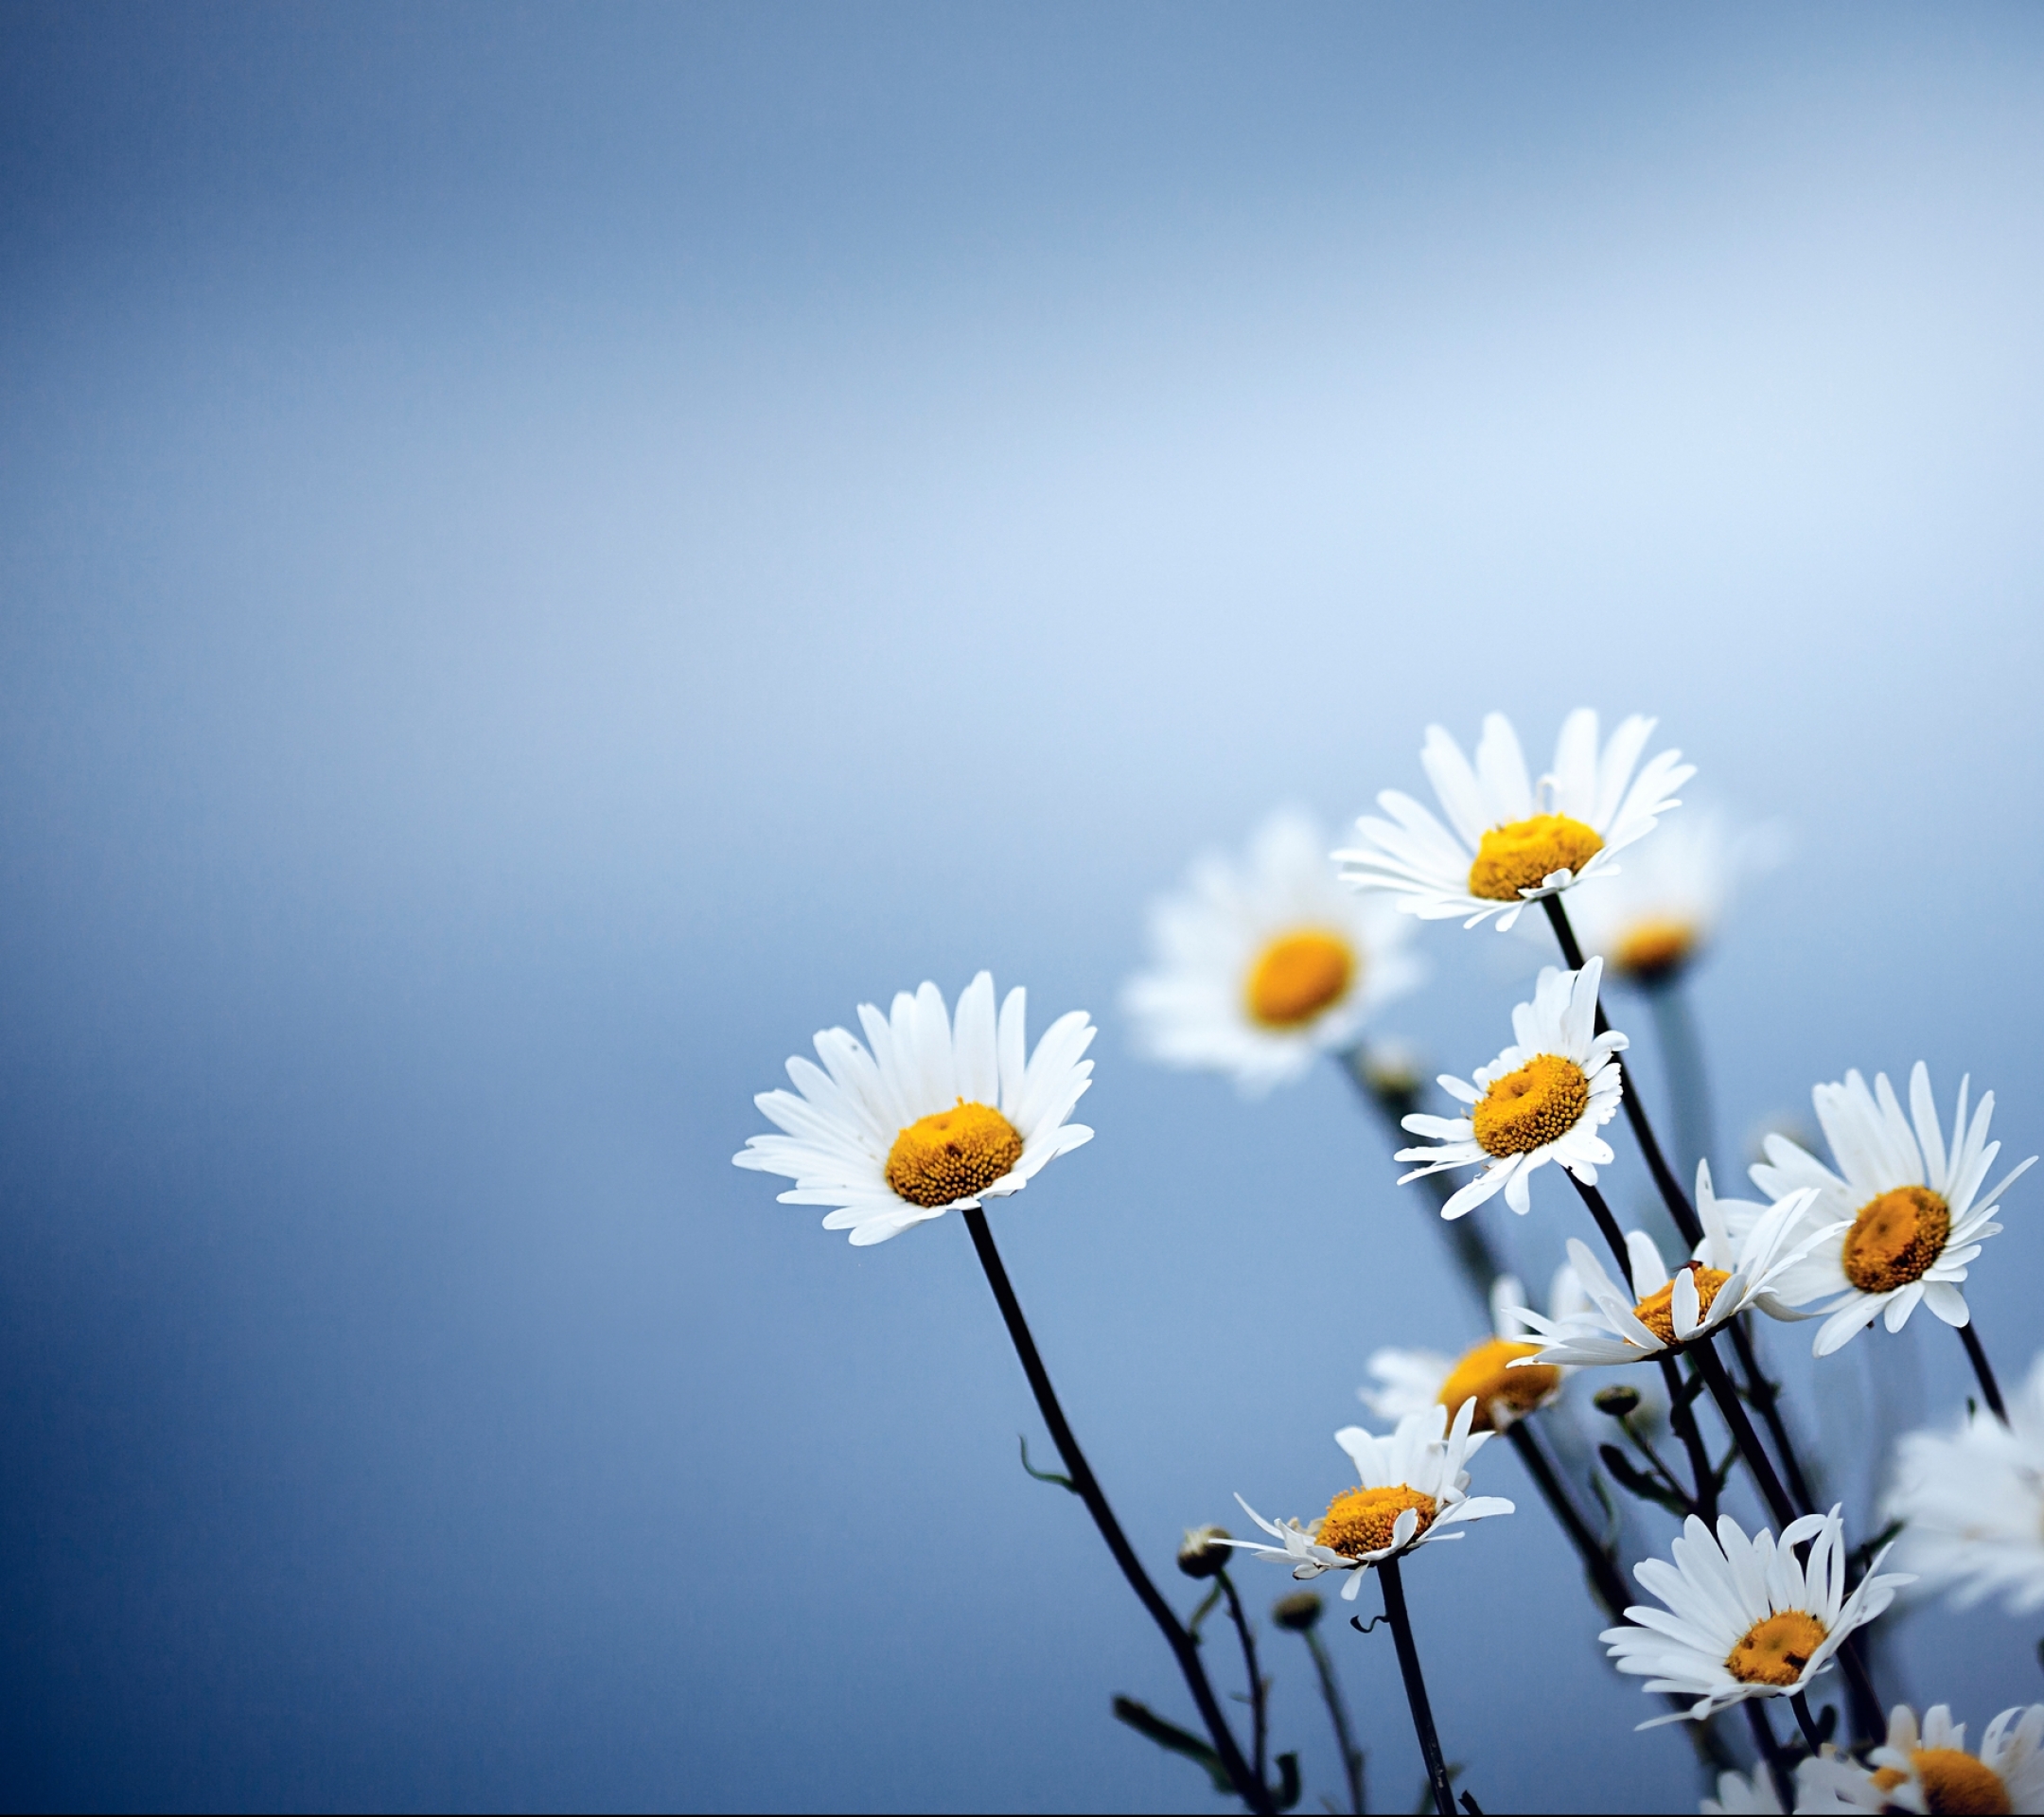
[735,973,1273,1814]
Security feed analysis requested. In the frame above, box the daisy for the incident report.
[732,971,1095,1245]
[1361,1267,1584,1433]
[1123,809,1423,1094]
[1564,812,1781,987]
[1225,1401,1514,1599]
[1749,1064,2036,1356]
[1601,1508,1912,1727]
[1885,1351,2044,1613]
[1394,958,1626,1218]
[1803,1703,2044,1814]
[1334,708,1695,931]
[1503,1183,1831,1367]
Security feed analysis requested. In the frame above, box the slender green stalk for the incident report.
[960,1208,1272,1814]
[1218,1570,1269,1790]
[1300,1625,1366,1816]
[1961,1322,2009,1421]
[1377,1557,1458,1817]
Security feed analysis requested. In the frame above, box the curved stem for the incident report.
[1377,1557,1457,1817]
[960,1208,1272,1813]
[1218,1571,1268,1790]
[1961,1322,2009,1422]
[1302,1628,1366,1817]
[1660,1356,1719,1526]
[1790,1691,1824,1755]
[1564,1172,1632,1276]
[1507,1420,1630,1617]
[1744,1699,1795,1813]
[1541,895,1702,1249]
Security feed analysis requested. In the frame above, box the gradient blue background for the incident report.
[5,5,2043,1809]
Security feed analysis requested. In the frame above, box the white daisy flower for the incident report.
[1225,1401,1514,1599]
[1334,708,1695,931]
[1122,809,1424,1094]
[1601,1507,1912,1727]
[1885,1351,2044,1614]
[733,971,1096,1246]
[1700,1766,1785,1815]
[1394,958,1626,1219]
[1801,1703,2044,1814]
[1361,1267,1585,1433]
[1564,811,1783,987]
[1504,1182,1832,1368]
[1749,1064,2036,1356]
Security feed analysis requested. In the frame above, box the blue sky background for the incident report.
[4,5,2044,1810]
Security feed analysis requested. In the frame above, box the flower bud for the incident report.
[1177,1525,1233,1579]
[1271,1591,1323,1632]
[1594,1384,1642,1419]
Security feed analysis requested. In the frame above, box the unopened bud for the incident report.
[1271,1591,1323,1632]
[1594,1385,1642,1419]
[1177,1525,1232,1579]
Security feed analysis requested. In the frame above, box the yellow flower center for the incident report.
[1436,1337,1560,1431]
[1314,1485,1436,1560]
[1725,1609,1827,1686]
[1467,813,1605,903]
[884,1101,1024,1208]
[1632,1261,1733,1346]
[1877,1752,2012,1815]
[1841,1186,1951,1295]
[1614,916,1699,982]
[1244,928,1356,1029]
[1471,1053,1591,1157]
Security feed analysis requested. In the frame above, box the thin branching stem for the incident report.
[1218,1570,1268,1789]
[960,1208,1272,1814]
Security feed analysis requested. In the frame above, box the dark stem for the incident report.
[1660,1356,1719,1525]
[1725,1319,1818,1516]
[1377,1557,1457,1817]
[1507,1420,1631,1618]
[1790,1692,1824,1755]
[1340,1045,1503,1312]
[1541,894,1702,1249]
[1565,1172,1632,1276]
[960,1208,1271,1814]
[1691,1337,1796,1528]
[1744,1699,1795,1813]
[1646,979,1716,1205]
[1961,1322,2009,1422]
[1218,1571,1268,1790]
[1302,1628,1366,1817]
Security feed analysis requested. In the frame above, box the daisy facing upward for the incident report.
[1335,708,1694,932]
[1123,809,1422,1095]
[1394,957,1625,1219]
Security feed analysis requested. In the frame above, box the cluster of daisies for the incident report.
[734,709,2044,1815]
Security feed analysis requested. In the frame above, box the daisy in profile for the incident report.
[1563,812,1783,988]
[1503,1181,1830,1368]
[1123,809,1423,1094]
[1802,1703,2044,1814]
[1335,709,1694,932]
[733,971,1095,1245]
[1885,1352,2044,1614]
[1394,958,1625,1218]
[1225,1401,1513,1599]
[1601,1508,1911,1727]
[1361,1268,1583,1433]
[1749,1064,2035,1356]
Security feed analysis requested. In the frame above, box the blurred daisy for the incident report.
[1700,1766,1785,1816]
[1123,809,1423,1094]
[1395,959,1626,1218]
[1335,708,1694,931]
[733,971,1095,1246]
[1504,1182,1831,1367]
[1886,1351,2044,1614]
[1225,1401,1514,1599]
[1361,1267,1584,1433]
[1750,1064,2036,1356]
[1565,812,1782,987]
[1803,1703,2044,1814]
[1601,1508,1911,1727]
